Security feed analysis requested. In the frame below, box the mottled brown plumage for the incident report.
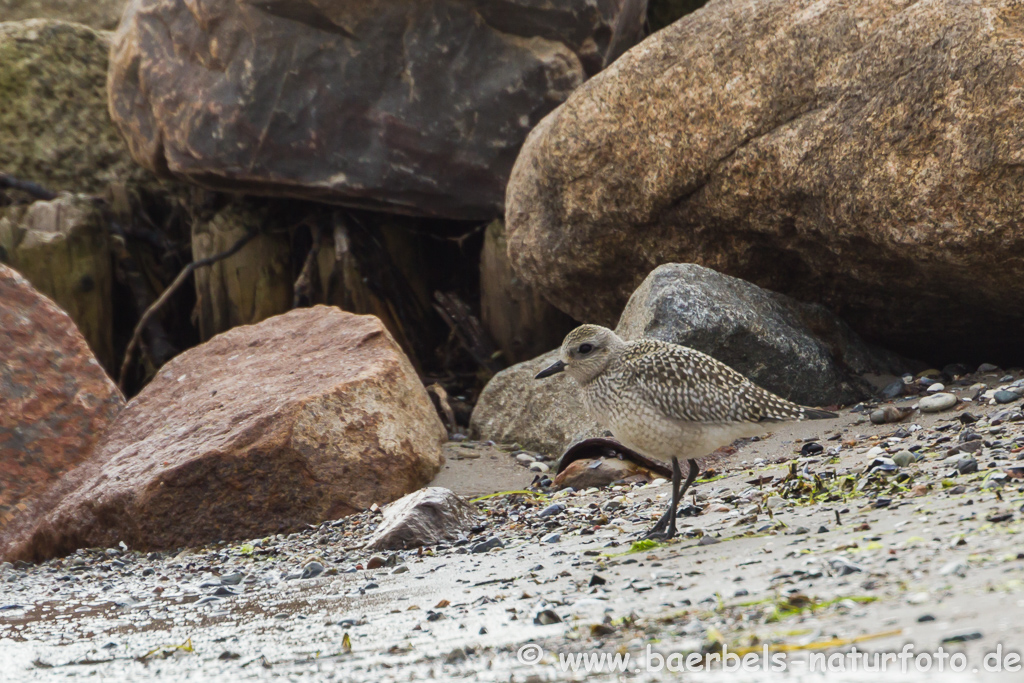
[536,324,837,540]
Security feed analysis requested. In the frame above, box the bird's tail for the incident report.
[802,408,839,420]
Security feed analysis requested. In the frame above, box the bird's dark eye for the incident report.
[578,343,594,354]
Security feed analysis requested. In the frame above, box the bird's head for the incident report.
[535,324,625,384]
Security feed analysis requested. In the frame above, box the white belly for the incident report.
[583,386,766,461]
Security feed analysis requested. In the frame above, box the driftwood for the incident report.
[118,228,257,390]
[433,290,504,376]
[0,173,58,201]
[292,224,323,308]
[426,383,458,435]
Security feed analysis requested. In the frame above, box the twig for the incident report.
[118,228,257,391]
[0,172,57,201]
[292,225,322,308]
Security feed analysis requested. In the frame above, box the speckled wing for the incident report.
[618,340,810,424]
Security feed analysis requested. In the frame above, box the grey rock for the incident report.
[300,562,324,580]
[956,457,979,475]
[994,390,1021,404]
[220,572,244,585]
[920,393,958,413]
[698,535,721,546]
[829,557,863,576]
[537,504,565,518]
[534,609,562,625]
[542,533,561,544]
[892,451,915,467]
[470,537,504,554]
[470,349,605,456]
[614,265,909,406]
[366,487,482,551]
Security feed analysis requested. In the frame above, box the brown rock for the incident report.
[366,487,481,551]
[1,306,446,562]
[506,0,1024,362]
[108,0,647,220]
[0,264,124,530]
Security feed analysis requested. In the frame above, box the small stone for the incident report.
[892,451,915,467]
[919,392,957,413]
[542,533,560,544]
[470,537,504,554]
[917,614,936,623]
[926,383,946,393]
[956,457,979,475]
[600,500,621,512]
[870,406,914,425]
[534,609,562,625]
[589,574,607,586]
[529,462,549,473]
[516,453,535,465]
[300,562,325,579]
[978,363,999,373]
[698,535,720,546]
[880,381,905,400]
[941,631,983,644]
[391,565,410,575]
[141,568,155,577]
[939,561,968,577]
[220,572,244,585]
[537,503,565,518]
[800,442,824,456]
[791,526,810,535]
[994,391,1021,405]
[366,556,386,570]
[445,647,467,664]
[829,557,863,576]
[816,526,829,534]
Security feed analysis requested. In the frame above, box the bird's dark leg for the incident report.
[643,458,699,541]
[679,458,699,501]
[644,457,682,540]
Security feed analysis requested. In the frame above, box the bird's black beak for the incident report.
[535,360,567,379]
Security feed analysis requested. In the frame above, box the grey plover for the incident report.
[536,324,837,540]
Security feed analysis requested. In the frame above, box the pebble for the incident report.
[537,503,565,518]
[941,631,983,644]
[391,565,409,575]
[920,393,957,413]
[956,457,979,475]
[994,391,1020,404]
[516,454,535,465]
[978,363,999,373]
[892,451,915,467]
[534,609,562,625]
[880,380,905,399]
[470,537,504,554]
[542,534,561,544]
[698,535,720,546]
[300,562,325,580]
[529,462,550,473]
[926,383,946,393]
[829,557,863,576]
[601,500,621,512]
[220,572,244,585]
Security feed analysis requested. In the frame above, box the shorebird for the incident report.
[536,325,837,540]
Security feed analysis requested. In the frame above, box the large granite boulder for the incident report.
[506,0,1024,362]
[470,349,605,458]
[108,0,647,220]
[0,0,127,30]
[0,264,124,531]
[0,195,114,370]
[1,306,446,562]
[616,264,909,406]
[0,20,146,194]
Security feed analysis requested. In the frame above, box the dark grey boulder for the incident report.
[615,264,910,406]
